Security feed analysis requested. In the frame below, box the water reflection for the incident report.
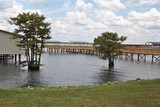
[0,63,24,88]
[0,54,160,88]
[21,70,47,87]
[94,67,122,84]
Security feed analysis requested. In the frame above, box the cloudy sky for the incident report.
[0,0,160,43]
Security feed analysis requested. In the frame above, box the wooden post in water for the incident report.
[18,54,21,64]
[125,53,128,60]
[2,54,4,63]
[137,54,140,61]
[131,53,133,60]
[144,55,146,62]
[152,55,154,63]
[15,54,17,64]
[12,54,14,59]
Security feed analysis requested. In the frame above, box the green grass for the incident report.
[0,79,160,107]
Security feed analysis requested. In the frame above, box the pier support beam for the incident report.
[125,53,133,60]
[137,54,146,62]
[18,54,21,63]
[152,55,160,63]
[15,54,17,64]
[0,54,21,64]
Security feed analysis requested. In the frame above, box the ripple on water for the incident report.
[0,54,160,88]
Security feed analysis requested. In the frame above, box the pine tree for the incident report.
[9,12,51,70]
[94,32,127,69]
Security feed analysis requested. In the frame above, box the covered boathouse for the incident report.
[0,29,21,64]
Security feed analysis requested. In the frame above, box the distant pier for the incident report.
[45,42,160,63]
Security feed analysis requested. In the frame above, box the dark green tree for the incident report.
[8,12,51,70]
[93,32,127,69]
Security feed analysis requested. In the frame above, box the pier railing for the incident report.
[120,47,160,55]
[44,44,160,63]
[45,45,160,55]
[45,45,95,50]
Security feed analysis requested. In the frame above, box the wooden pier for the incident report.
[120,47,160,62]
[45,44,160,63]
[0,54,21,64]
[45,45,95,54]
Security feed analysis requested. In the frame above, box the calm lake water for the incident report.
[0,53,160,88]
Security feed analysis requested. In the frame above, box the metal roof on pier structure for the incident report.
[45,40,92,44]
[146,42,160,45]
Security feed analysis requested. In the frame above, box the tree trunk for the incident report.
[28,64,40,70]
[108,57,114,69]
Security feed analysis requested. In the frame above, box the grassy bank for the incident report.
[0,79,160,107]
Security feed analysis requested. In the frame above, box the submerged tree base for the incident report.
[108,61,114,68]
[28,64,40,70]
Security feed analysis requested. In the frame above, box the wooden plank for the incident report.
[45,45,160,55]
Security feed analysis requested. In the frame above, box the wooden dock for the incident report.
[45,44,160,63]
[120,47,160,62]
[0,54,21,64]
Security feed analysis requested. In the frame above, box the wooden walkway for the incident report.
[0,54,21,64]
[121,47,160,55]
[45,45,95,51]
[45,45,160,63]
[120,47,160,62]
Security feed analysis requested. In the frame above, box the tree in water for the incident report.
[9,12,51,70]
[93,32,127,69]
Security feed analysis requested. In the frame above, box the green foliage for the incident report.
[94,32,126,59]
[8,12,51,70]
[93,32,127,68]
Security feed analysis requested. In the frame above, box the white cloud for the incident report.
[124,0,139,7]
[121,8,160,41]
[139,0,160,5]
[27,0,48,7]
[125,0,160,7]
[51,9,108,42]
[53,2,106,35]
[94,0,126,10]
[63,1,71,9]
[51,1,159,42]
[93,7,160,42]
[76,0,93,11]
[128,8,160,28]
[128,8,160,20]
[0,0,23,17]
[66,11,92,25]
[0,0,42,32]
[28,0,45,4]
[0,0,159,42]
[95,10,131,26]
[0,0,13,10]
[0,0,23,31]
